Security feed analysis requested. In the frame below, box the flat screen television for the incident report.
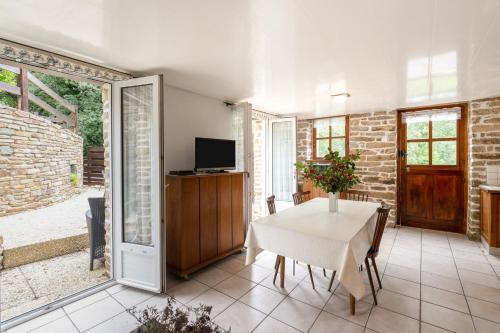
[195,137,236,171]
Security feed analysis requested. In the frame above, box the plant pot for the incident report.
[329,192,339,213]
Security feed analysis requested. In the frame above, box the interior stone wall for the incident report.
[296,111,398,224]
[0,107,83,217]
[296,119,313,187]
[349,111,398,223]
[467,96,500,239]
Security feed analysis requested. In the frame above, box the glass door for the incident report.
[268,118,297,208]
[112,75,163,292]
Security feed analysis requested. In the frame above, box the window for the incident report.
[312,116,349,160]
[403,108,460,166]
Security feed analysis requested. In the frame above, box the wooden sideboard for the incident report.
[165,172,245,277]
[480,185,500,254]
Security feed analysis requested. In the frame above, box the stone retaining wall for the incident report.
[0,107,83,216]
[467,96,500,239]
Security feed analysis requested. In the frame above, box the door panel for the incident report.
[405,174,431,219]
[200,177,217,261]
[112,75,162,292]
[217,175,233,254]
[398,104,466,233]
[180,178,200,270]
[231,174,244,248]
[432,174,460,222]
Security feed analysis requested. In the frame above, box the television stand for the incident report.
[204,170,228,174]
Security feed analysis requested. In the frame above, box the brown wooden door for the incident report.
[398,104,467,233]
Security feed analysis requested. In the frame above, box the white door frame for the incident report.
[266,117,297,201]
[112,75,163,292]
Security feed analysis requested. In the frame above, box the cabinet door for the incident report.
[493,194,500,247]
[231,174,244,248]
[180,178,200,270]
[217,176,233,254]
[200,177,217,261]
[481,190,491,243]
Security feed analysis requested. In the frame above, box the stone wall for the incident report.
[102,85,112,277]
[296,120,313,186]
[349,111,398,223]
[467,96,500,239]
[296,111,398,223]
[252,119,265,219]
[0,107,83,216]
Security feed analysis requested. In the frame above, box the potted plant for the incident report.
[295,149,361,212]
[128,296,228,333]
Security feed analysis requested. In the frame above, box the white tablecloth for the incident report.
[245,198,379,300]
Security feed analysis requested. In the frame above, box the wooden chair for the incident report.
[292,191,312,205]
[292,192,304,206]
[328,202,391,296]
[365,203,391,305]
[345,191,369,202]
[268,195,317,289]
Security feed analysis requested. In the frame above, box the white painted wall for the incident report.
[163,85,233,172]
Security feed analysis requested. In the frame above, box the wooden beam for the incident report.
[28,72,77,114]
[0,63,20,74]
[28,93,72,125]
[0,81,20,95]
[17,68,29,111]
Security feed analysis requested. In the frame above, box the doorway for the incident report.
[0,63,112,323]
[267,118,297,211]
[397,103,467,233]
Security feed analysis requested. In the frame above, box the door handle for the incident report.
[406,167,410,173]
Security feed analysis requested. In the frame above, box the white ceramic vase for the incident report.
[329,192,339,213]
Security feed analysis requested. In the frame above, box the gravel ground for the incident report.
[0,250,108,321]
[0,187,104,249]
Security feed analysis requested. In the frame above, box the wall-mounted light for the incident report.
[330,92,351,103]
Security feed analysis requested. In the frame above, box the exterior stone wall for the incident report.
[0,107,83,216]
[102,85,112,277]
[252,119,265,219]
[467,96,500,239]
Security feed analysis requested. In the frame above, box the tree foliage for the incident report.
[0,69,103,156]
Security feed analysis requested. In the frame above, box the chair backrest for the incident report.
[267,195,276,215]
[346,191,369,202]
[88,197,106,257]
[292,192,304,206]
[371,203,391,256]
[292,191,312,206]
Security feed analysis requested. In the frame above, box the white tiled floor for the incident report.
[5,226,500,333]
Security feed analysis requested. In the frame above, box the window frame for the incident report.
[405,118,459,167]
[312,115,349,161]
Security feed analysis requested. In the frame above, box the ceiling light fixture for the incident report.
[330,92,351,103]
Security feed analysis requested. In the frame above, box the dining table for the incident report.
[244,197,380,315]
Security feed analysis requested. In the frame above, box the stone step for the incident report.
[2,233,89,268]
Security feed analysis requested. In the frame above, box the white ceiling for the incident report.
[1,0,500,118]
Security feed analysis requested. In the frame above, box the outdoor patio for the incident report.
[0,249,107,321]
[0,186,107,321]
